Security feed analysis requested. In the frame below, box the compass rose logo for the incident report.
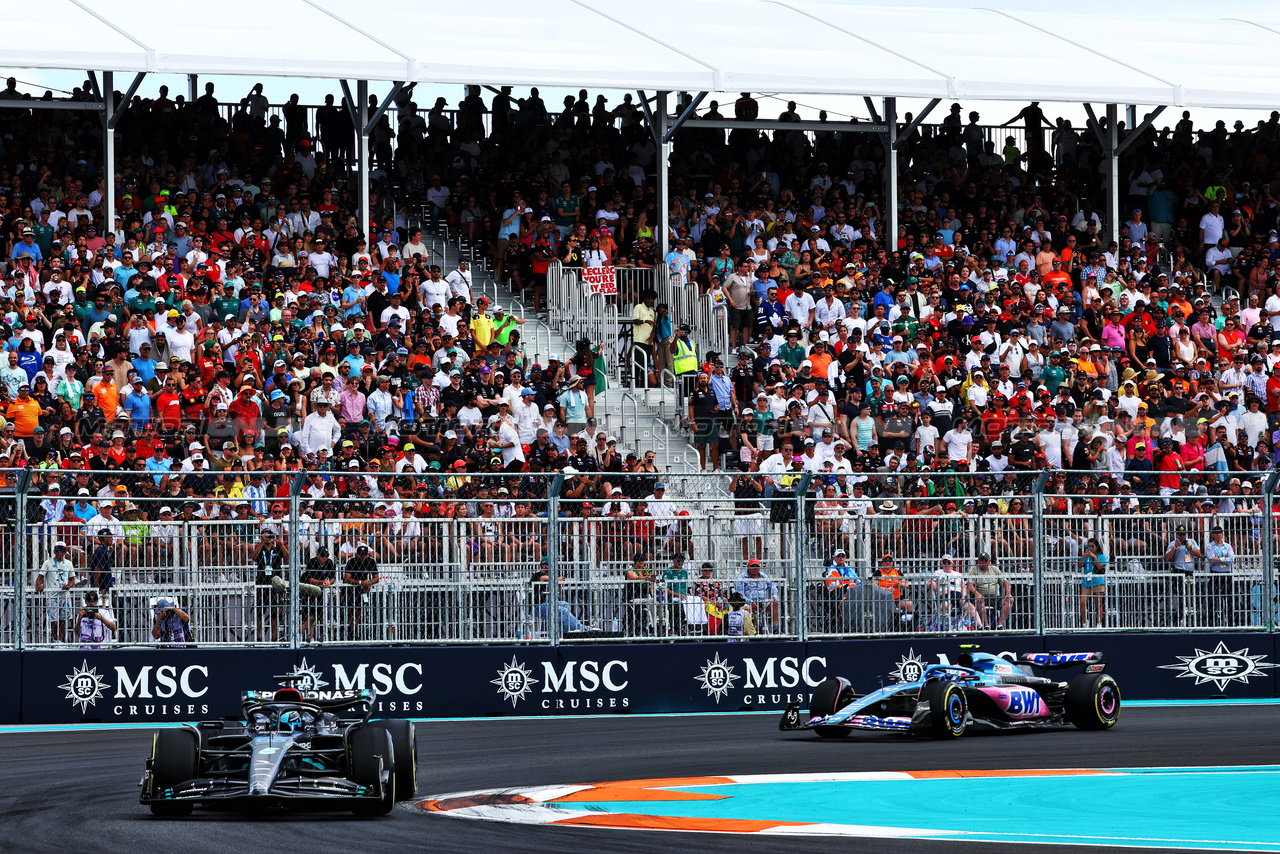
[1158,641,1277,693]
[278,657,329,692]
[59,660,110,713]
[891,648,928,683]
[491,657,538,707]
[695,653,740,703]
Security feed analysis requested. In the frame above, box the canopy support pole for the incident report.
[661,91,705,145]
[103,71,114,240]
[358,80,370,242]
[884,97,897,253]
[1107,103,1119,245]
[188,74,198,104]
[656,91,670,264]
[1117,106,1166,157]
[893,98,940,150]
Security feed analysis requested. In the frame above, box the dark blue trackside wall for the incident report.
[10,633,1279,724]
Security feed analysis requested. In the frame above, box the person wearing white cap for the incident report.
[36,540,77,643]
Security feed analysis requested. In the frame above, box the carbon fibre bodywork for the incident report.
[140,688,402,813]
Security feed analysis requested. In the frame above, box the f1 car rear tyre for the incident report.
[922,681,968,738]
[810,677,856,738]
[149,729,198,816]
[350,726,396,816]
[1066,673,1121,730]
[372,720,417,800]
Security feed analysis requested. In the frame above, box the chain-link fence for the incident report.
[4,469,1280,648]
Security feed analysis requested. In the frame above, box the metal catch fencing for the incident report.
[5,469,1280,648]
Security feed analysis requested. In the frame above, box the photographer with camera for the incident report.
[77,589,116,649]
[150,595,189,647]
[35,540,77,643]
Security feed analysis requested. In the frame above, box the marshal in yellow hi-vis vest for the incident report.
[672,335,698,375]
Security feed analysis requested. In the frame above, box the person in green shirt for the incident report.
[492,308,526,347]
[1040,350,1067,394]
[778,329,807,368]
[211,281,242,322]
[660,552,691,635]
[32,211,55,258]
[553,184,580,235]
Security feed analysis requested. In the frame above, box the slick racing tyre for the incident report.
[149,729,198,816]
[810,677,856,738]
[922,681,968,738]
[350,725,396,816]
[1066,673,1121,730]
[371,720,417,800]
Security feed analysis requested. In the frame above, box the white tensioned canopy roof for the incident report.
[5,0,1280,108]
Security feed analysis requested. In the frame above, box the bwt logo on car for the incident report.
[739,656,827,705]
[492,656,630,710]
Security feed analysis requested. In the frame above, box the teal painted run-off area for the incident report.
[556,767,1280,850]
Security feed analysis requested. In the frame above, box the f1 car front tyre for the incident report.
[1066,673,1121,730]
[350,726,396,816]
[810,677,856,738]
[372,720,417,801]
[149,729,198,816]
[922,681,968,738]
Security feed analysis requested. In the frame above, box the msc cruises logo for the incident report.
[60,659,111,712]
[695,653,741,703]
[277,657,330,692]
[1158,642,1278,692]
[492,656,538,707]
[891,648,928,684]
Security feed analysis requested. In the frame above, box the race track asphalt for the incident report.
[1,704,1275,854]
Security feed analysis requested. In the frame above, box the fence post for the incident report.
[1263,470,1278,631]
[13,469,31,651]
[1030,470,1050,636]
[793,472,813,640]
[287,472,307,649]
[546,472,565,646]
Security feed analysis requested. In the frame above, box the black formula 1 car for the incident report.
[140,682,415,816]
[780,649,1120,738]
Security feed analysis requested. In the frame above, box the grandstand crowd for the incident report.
[0,81,1276,557]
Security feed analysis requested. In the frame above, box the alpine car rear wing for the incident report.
[1015,652,1106,672]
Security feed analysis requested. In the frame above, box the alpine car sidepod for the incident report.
[140,683,415,816]
[779,648,1120,738]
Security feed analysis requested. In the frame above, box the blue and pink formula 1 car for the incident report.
[779,648,1120,738]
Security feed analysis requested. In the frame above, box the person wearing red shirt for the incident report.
[980,396,1010,446]
[228,385,261,435]
[154,379,183,432]
[1155,438,1185,496]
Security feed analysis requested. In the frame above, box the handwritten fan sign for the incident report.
[583,265,617,295]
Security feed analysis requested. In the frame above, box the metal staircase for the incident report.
[413,224,705,478]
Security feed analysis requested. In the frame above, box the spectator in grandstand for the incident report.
[969,552,1013,630]
[34,540,76,643]
[735,558,780,633]
[342,543,379,641]
[531,561,585,635]
[1205,524,1237,626]
[251,529,286,642]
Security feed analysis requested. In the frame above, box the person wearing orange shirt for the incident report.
[90,375,119,424]
[5,382,41,438]
[1043,258,1071,291]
